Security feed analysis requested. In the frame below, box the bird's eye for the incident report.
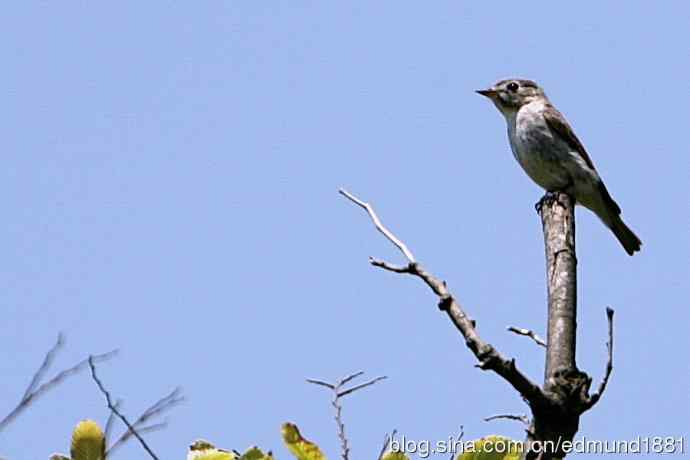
[507,82,519,92]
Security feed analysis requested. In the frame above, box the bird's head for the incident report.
[476,79,546,114]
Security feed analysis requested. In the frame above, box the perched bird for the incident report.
[476,79,641,255]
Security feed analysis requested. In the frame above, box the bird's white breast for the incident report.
[504,101,571,190]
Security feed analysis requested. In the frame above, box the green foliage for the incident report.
[380,449,410,460]
[240,446,273,460]
[188,441,273,460]
[56,417,521,460]
[457,436,522,460]
[72,420,105,460]
[187,440,236,460]
[281,423,327,460]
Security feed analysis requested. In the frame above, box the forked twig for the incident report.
[88,356,159,460]
[0,337,117,433]
[340,188,547,407]
[307,371,387,460]
[104,399,122,444]
[106,387,184,455]
[22,333,65,400]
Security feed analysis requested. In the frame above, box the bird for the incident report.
[476,78,641,255]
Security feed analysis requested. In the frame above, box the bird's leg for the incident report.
[535,192,555,214]
[535,190,571,215]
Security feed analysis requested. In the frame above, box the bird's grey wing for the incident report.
[542,104,596,171]
[543,103,621,215]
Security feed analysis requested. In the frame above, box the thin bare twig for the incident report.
[369,258,410,273]
[305,379,336,390]
[23,333,65,400]
[0,346,118,433]
[88,356,159,460]
[104,399,122,444]
[337,376,387,398]
[507,326,547,348]
[307,371,387,460]
[583,307,615,410]
[339,189,416,263]
[114,421,169,442]
[106,387,184,455]
[339,371,365,387]
[108,423,169,455]
[448,426,464,460]
[341,189,547,407]
[377,430,397,460]
[333,397,349,460]
[484,414,530,425]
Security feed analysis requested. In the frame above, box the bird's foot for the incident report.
[535,191,571,214]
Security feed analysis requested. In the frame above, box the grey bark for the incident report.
[541,193,578,382]
[341,189,614,460]
[524,192,613,460]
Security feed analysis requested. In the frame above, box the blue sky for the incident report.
[1,2,688,459]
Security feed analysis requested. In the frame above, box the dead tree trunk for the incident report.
[341,189,614,460]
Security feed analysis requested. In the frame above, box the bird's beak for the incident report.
[475,88,497,98]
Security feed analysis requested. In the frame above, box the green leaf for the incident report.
[381,450,410,460]
[281,423,327,460]
[457,436,522,460]
[240,446,273,460]
[188,441,273,460]
[187,440,238,460]
[70,420,105,460]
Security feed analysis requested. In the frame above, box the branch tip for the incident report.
[307,371,386,460]
[507,326,547,348]
[484,414,530,426]
[582,306,616,412]
[339,188,416,263]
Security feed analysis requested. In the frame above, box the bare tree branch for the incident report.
[507,326,547,348]
[337,376,387,398]
[341,189,547,407]
[484,414,530,425]
[104,399,122,444]
[369,258,411,273]
[307,371,387,460]
[88,356,159,460]
[539,192,578,383]
[305,379,336,390]
[333,397,349,460]
[106,387,184,455]
[582,307,615,411]
[23,333,64,400]
[0,345,118,433]
[448,426,464,460]
[524,192,602,460]
[377,430,397,460]
[339,371,365,387]
[339,189,416,263]
[107,422,168,456]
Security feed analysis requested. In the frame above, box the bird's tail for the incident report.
[610,215,642,256]
[593,181,642,256]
